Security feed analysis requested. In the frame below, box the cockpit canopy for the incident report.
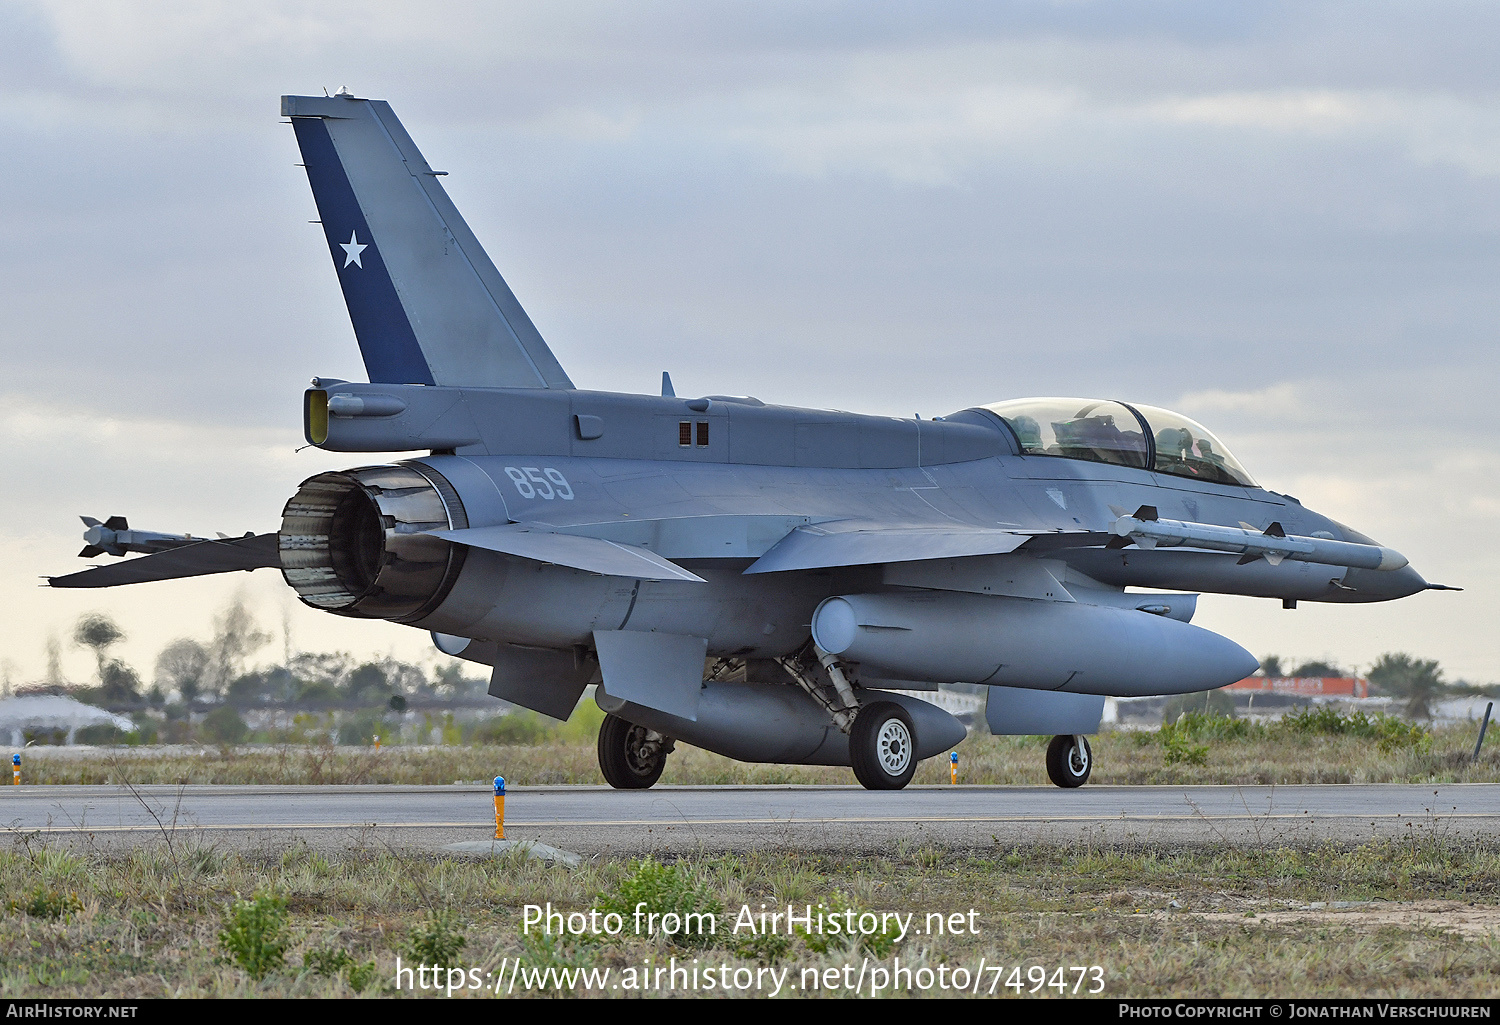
[982,397,1257,487]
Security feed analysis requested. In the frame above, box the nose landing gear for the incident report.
[1045,733,1092,788]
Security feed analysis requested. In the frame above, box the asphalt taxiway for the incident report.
[6,783,1498,855]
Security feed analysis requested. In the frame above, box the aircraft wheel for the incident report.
[850,701,917,790]
[1046,734,1092,788]
[597,713,671,789]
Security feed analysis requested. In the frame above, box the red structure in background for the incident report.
[1225,677,1370,698]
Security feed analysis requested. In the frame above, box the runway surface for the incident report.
[6,783,1499,854]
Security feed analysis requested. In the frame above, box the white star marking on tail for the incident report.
[341,231,367,268]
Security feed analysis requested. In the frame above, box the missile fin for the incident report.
[1264,552,1285,566]
[1133,505,1159,521]
[1264,521,1286,538]
[103,516,128,531]
[78,546,104,558]
[1105,536,1133,550]
[80,516,101,527]
[1237,553,1261,565]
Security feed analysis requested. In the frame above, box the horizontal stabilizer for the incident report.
[744,522,1029,574]
[428,524,706,582]
[49,534,280,588]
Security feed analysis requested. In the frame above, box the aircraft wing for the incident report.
[48,533,281,588]
[428,524,706,582]
[744,522,1038,574]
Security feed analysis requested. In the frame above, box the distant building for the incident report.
[1225,676,1370,699]
[0,695,135,746]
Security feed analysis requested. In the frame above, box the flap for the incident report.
[48,534,280,588]
[593,630,708,721]
[429,524,705,582]
[743,522,1030,574]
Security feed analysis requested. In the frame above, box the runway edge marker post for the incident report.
[493,776,506,839]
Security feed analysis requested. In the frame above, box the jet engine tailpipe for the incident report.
[812,592,1257,696]
[279,463,468,622]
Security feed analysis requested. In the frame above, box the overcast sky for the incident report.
[2,1,1495,689]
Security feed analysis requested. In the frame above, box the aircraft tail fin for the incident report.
[282,92,573,389]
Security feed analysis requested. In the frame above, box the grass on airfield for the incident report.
[3,833,1499,999]
[18,720,1500,787]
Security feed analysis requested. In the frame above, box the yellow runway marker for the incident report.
[493,775,506,839]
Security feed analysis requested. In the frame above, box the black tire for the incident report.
[850,701,918,790]
[597,713,670,789]
[1045,734,1092,788]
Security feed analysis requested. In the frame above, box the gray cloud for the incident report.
[2,1,1494,680]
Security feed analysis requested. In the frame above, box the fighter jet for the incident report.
[49,91,1457,790]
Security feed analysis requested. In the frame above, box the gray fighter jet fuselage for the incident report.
[50,91,1451,790]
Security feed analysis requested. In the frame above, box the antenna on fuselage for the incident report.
[661,372,676,398]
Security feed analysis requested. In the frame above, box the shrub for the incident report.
[1277,708,1430,751]
[471,710,554,745]
[304,946,380,991]
[9,885,82,919]
[201,706,248,745]
[402,908,467,969]
[1160,723,1209,766]
[734,931,793,963]
[219,890,289,979]
[337,709,392,746]
[1168,711,1260,742]
[791,890,900,956]
[596,857,723,948]
[75,723,132,746]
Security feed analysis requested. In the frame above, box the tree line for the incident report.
[23,602,487,712]
[12,605,1482,723]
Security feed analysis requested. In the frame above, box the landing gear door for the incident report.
[985,685,1104,735]
[593,630,709,722]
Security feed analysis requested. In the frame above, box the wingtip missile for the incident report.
[75,517,225,559]
[1110,509,1409,572]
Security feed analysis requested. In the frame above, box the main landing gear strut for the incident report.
[592,647,931,792]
